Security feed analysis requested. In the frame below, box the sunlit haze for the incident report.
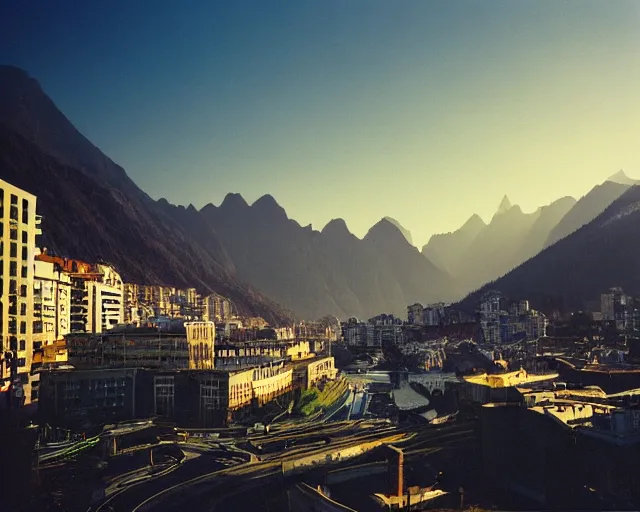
[2,0,639,246]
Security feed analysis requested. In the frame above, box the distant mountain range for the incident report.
[1,65,637,321]
[458,182,640,314]
[0,66,457,321]
[422,171,637,299]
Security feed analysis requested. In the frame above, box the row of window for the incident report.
[0,192,30,223]
[0,242,29,261]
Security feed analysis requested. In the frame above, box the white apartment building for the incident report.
[33,254,72,346]
[0,179,40,403]
[86,264,124,333]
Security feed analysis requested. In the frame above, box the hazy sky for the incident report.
[2,1,640,247]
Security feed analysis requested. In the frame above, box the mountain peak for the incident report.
[607,169,637,186]
[383,217,413,245]
[220,192,249,210]
[461,213,487,231]
[251,194,288,220]
[322,218,352,237]
[495,195,512,215]
[364,218,408,245]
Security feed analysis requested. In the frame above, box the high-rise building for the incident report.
[35,254,124,334]
[601,287,631,331]
[407,303,424,325]
[33,253,72,346]
[0,178,40,403]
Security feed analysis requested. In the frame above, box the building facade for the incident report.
[0,179,40,403]
[407,303,424,325]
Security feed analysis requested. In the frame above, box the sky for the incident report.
[1,1,640,247]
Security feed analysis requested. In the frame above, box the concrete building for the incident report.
[601,287,632,331]
[35,254,124,334]
[203,293,233,322]
[0,178,40,403]
[407,303,424,325]
[87,263,124,333]
[423,303,447,326]
[39,360,299,429]
[33,254,72,347]
[185,321,215,370]
[478,291,547,344]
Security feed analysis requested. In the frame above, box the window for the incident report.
[21,231,27,244]
[22,199,28,224]
[20,303,26,316]
[20,322,26,334]
[20,284,27,297]
[9,337,17,351]
[17,358,26,367]
[10,243,17,258]
[10,227,17,241]
[21,266,27,278]
[9,279,17,295]
[9,261,16,277]
[154,376,175,417]
[0,189,3,218]
[21,247,27,261]
[19,339,25,351]
[33,321,43,334]
[10,194,17,206]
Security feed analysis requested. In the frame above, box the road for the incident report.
[96,420,412,512]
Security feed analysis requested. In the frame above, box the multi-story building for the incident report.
[478,291,547,344]
[33,257,72,344]
[407,303,424,325]
[203,293,233,323]
[601,287,632,331]
[423,303,447,326]
[0,178,40,403]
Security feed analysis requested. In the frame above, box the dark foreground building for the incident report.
[38,364,294,430]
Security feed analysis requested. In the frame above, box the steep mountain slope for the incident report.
[383,217,414,246]
[421,214,486,274]
[363,219,455,309]
[0,66,291,324]
[544,173,634,247]
[511,196,576,265]
[459,185,640,314]
[200,201,458,319]
[454,196,541,294]
[424,194,576,297]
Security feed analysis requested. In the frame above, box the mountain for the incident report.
[424,193,576,298]
[544,172,637,248]
[459,185,640,315]
[199,203,458,319]
[511,196,576,265]
[421,214,486,274]
[456,198,541,294]
[0,65,292,324]
[383,217,414,246]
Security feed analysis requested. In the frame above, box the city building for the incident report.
[341,316,404,351]
[601,287,633,331]
[478,291,547,344]
[423,303,447,326]
[0,178,40,403]
[33,252,72,346]
[35,253,124,334]
[407,303,424,325]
